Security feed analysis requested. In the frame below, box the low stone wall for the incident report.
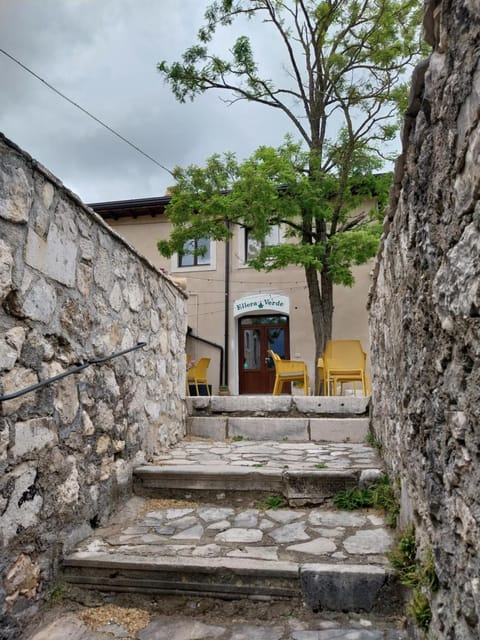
[369,2,480,638]
[0,134,187,637]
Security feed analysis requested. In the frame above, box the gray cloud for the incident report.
[0,1,321,202]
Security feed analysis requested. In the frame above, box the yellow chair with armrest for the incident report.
[186,357,211,396]
[268,350,309,396]
[322,340,367,396]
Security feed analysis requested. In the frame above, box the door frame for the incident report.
[237,314,291,394]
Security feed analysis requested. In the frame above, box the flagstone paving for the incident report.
[68,495,393,566]
[68,439,389,567]
[151,439,380,471]
[26,609,407,639]
[26,437,407,639]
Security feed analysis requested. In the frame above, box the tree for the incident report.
[157,0,422,365]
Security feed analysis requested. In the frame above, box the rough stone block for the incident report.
[294,396,370,415]
[25,226,77,287]
[310,418,369,443]
[0,339,18,371]
[300,563,387,611]
[187,417,227,439]
[210,395,293,413]
[228,417,309,441]
[0,164,32,223]
[1,367,38,414]
[5,553,40,601]
[22,276,57,323]
[1,467,43,544]
[0,239,13,301]
[186,397,211,412]
[13,417,58,458]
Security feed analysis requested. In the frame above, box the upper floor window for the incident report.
[178,237,211,268]
[245,225,281,261]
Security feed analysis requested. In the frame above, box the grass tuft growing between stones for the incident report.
[333,474,399,526]
[388,525,439,634]
[256,495,286,510]
[365,431,382,451]
[47,582,66,603]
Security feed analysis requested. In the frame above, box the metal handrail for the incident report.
[0,342,146,402]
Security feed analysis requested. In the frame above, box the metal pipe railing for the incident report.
[0,342,146,402]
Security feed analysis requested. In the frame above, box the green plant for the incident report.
[388,524,418,587]
[334,487,374,510]
[48,583,66,603]
[365,431,382,451]
[408,589,432,633]
[388,526,439,634]
[421,548,439,592]
[315,463,328,469]
[333,474,399,526]
[232,435,244,441]
[257,495,285,510]
[370,475,400,526]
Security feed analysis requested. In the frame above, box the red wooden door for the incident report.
[238,315,290,394]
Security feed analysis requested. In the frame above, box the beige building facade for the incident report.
[92,197,373,395]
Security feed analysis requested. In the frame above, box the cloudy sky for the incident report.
[0,0,295,204]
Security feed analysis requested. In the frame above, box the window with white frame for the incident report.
[244,225,282,261]
[178,237,211,268]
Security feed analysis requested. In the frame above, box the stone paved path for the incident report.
[69,495,392,566]
[152,439,380,470]
[25,438,407,640]
[27,609,407,639]
[69,439,389,566]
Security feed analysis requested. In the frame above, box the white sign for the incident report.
[233,294,290,317]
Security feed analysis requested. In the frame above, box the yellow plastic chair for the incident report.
[186,357,211,396]
[268,350,309,396]
[322,340,367,396]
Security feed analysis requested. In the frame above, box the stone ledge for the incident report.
[186,395,370,417]
[300,563,389,612]
[186,415,369,443]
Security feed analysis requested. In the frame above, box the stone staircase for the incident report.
[60,396,406,636]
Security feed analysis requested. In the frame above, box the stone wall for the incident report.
[0,134,187,637]
[369,1,480,638]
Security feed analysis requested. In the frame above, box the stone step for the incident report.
[62,438,399,620]
[187,395,370,417]
[134,464,364,505]
[134,439,382,505]
[62,554,393,613]
[187,416,369,442]
[62,496,399,614]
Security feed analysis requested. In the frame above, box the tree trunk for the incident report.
[320,269,334,347]
[305,265,334,394]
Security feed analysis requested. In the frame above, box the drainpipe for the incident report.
[224,225,231,387]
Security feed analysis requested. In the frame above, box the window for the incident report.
[244,225,281,261]
[171,237,216,272]
[178,237,211,267]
